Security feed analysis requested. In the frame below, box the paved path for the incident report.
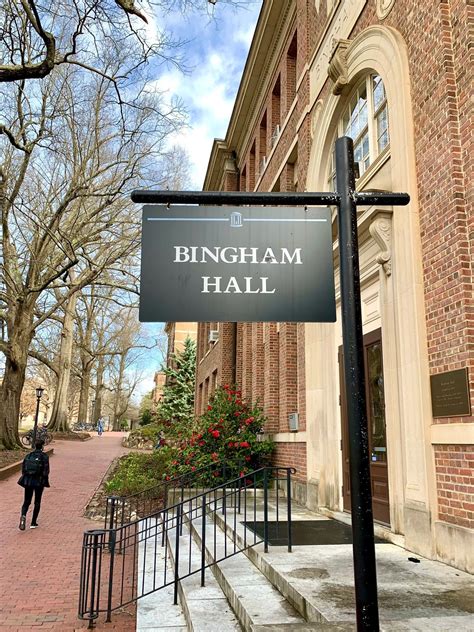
[0,433,136,631]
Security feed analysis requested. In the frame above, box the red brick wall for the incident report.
[251,323,265,404]
[195,323,237,413]
[197,0,473,531]
[435,445,474,529]
[272,442,307,482]
[278,323,298,432]
[263,323,279,432]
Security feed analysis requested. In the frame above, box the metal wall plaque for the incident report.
[430,368,471,417]
[139,205,336,323]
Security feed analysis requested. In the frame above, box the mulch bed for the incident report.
[51,431,91,441]
[0,449,28,470]
[0,432,89,469]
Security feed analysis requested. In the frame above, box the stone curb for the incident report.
[0,446,55,481]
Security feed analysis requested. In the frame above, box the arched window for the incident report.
[329,74,389,188]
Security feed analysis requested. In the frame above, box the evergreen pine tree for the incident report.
[157,337,196,428]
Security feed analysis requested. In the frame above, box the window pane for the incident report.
[377,105,389,152]
[373,75,385,110]
[354,130,370,174]
[334,75,390,178]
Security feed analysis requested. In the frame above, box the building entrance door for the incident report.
[339,328,390,525]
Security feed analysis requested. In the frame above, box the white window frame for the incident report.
[328,74,390,188]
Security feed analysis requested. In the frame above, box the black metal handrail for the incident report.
[79,466,295,627]
[104,460,243,530]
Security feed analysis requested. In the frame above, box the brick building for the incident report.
[195,0,473,572]
[152,322,197,401]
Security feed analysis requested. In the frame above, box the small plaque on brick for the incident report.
[430,368,471,417]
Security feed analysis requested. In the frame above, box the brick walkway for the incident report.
[0,434,137,631]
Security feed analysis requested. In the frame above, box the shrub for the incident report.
[105,449,173,496]
[165,385,273,486]
[135,423,162,441]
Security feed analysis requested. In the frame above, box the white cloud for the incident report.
[145,2,262,189]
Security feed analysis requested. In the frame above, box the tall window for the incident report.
[329,75,389,188]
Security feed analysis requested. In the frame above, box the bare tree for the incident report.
[0,0,253,84]
[0,61,181,448]
[104,308,151,430]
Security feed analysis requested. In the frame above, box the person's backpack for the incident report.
[24,452,44,477]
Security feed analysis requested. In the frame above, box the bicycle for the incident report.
[21,426,53,448]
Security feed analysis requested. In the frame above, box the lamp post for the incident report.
[32,387,44,448]
[91,399,96,427]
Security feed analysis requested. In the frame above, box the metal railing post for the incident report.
[180,486,184,535]
[222,463,227,515]
[237,460,242,514]
[286,469,292,553]
[174,504,181,605]
[201,495,206,587]
[88,530,104,627]
[263,468,269,553]
[106,530,116,622]
[107,496,119,552]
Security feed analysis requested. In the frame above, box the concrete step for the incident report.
[137,520,187,632]
[211,507,327,625]
[209,506,474,631]
[184,511,309,632]
[166,526,242,632]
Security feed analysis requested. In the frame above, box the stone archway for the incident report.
[305,26,435,552]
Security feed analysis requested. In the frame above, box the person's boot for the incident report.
[19,515,26,531]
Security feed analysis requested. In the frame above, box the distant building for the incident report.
[152,371,166,404]
[164,322,197,373]
[195,0,473,573]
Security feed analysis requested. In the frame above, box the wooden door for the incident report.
[339,328,390,525]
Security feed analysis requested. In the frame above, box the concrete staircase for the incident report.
[137,492,356,631]
[136,493,474,632]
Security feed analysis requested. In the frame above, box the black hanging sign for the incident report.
[139,205,336,323]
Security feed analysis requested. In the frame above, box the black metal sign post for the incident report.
[132,136,409,632]
[335,136,379,630]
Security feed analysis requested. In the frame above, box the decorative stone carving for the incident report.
[327,39,351,95]
[369,213,393,275]
[311,100,323,139]
[376,0,396,20]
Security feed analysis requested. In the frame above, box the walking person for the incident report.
[18,439,50,530]
[97,417,104,437]
[154,430,165,450]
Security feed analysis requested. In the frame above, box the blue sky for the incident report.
[133,1,262,401]
[144,0,262,188]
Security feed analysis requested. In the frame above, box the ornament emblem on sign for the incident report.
[230,211,243,227]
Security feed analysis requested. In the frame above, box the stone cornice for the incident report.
[203,0,296,189]
[203,139,229,191]
[228,1,296,160]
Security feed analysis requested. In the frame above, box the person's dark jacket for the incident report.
[17,449,50,489]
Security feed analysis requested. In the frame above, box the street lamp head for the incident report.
[36,386,44,399]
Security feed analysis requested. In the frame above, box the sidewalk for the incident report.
[0,433,135,631]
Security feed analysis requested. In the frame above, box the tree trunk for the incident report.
[77,311,94,425]
[0,358,27,449]
[112,353,126,431]
[0,307,35,449]
[77,365,91,426]
[93,356,105,424]
[48,291,78,432]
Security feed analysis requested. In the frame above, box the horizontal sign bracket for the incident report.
[131,189,409,208]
